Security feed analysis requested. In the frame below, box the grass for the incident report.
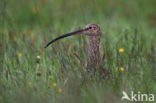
[0,0,156,103]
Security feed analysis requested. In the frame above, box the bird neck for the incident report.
[88,35,101,50]
[87,35,102,67]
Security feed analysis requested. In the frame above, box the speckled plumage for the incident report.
[45,23,105,75]
[83,24,103,71]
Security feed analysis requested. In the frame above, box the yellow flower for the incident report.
[18,53,22,58]
[36,56,40,59]
[120,67,124,72]
[58,88,62,92]
[119,48,124,53]
[52,83,56,87]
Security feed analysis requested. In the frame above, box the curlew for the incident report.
[45,23,106,76]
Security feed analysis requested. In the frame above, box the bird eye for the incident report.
[89,26,92,29]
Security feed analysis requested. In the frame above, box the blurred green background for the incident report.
[1,0,156,28]
[0,0,156,103]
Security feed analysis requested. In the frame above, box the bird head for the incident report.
[83,23,101,36]
[45,23,101,48]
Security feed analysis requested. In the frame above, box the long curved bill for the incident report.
[45,29,84,48]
